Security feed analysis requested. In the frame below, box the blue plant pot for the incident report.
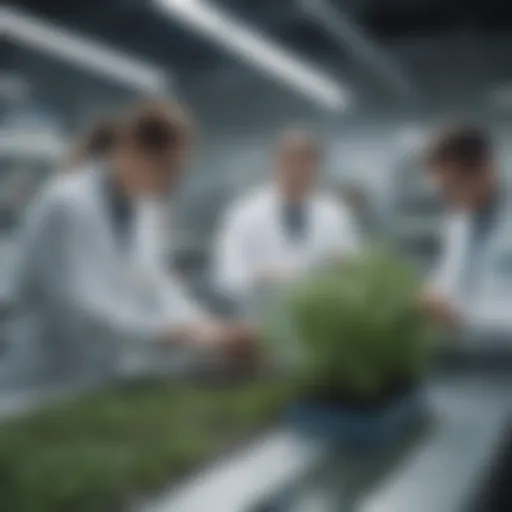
[286,385,425,449]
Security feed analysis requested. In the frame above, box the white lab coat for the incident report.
[431,193,512,347]
[214,186,360,301]
[7,164,203,383]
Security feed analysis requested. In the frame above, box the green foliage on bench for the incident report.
[0,379,295,512]
[265,247,437,403]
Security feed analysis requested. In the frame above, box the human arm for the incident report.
[28,194,192,346]
[419,215,512,342]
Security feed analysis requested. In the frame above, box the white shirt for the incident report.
[214,186,360,300]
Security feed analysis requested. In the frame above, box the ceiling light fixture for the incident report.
[0,7,169,94]
[154,0,349,110]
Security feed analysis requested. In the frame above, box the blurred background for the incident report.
[3,4,512,512]
[0,0,511,387]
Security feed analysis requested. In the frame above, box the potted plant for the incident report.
[265,247,436,446]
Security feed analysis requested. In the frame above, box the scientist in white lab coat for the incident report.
[215,129,360,306]
[421,121,512,347]
[9,101,257,382]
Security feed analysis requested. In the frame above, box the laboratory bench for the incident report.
[148,356,512,512]
[0,349,511,512]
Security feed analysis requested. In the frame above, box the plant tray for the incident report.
[286,386,426,448]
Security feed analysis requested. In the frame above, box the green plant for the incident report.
[0,379,294,512]
[266,247,436,404]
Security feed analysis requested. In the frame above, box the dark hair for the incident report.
[66,100,192,170]
[425,122,493,172]
[66,118,118,168]
[120,100,193,155]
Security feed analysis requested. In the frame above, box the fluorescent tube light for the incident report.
[0,7,169,94]
[154,0,349,110]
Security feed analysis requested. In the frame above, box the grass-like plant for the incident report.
[265,247,436,407]
[0,378,295,512]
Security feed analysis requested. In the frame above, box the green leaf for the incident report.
[264,245,439,402]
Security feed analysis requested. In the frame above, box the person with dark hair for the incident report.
[10,100,258,381]
[420,121,512,347]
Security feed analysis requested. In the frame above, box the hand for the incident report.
[165,319,224,348]
[169,320,261,368]
[217,322,261,368]
[418,288,460,329]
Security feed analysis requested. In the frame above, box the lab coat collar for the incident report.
[449,183,510,222]
[264,185,318,248]
[97,165,134,249]
[92,165,170,247]
[266,184,317,210]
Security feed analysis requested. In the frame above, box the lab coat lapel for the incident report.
[263,189,290,264]
[91,170,165,376]
[89,168,143,297]
[442,213,470,302]
[90,167,129,262]
[267,187,315,270]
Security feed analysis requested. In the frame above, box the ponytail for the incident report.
[65,118,118,170]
